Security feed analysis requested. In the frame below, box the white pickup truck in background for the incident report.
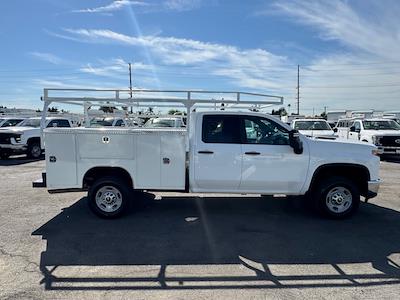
[0,117,73,159]
[336,118,400,156]
[291,118,335,138]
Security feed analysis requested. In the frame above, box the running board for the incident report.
[32,172,46,188]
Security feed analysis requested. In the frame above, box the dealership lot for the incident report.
[0,158,400,299]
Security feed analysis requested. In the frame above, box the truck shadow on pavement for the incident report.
[0,156,43,166]
[32,195,400,291]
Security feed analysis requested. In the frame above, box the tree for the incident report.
[320,111,327,120]
[271,107,287,116]
[48,106,58,113]
[168,109,179,115]
[99,105,117,113]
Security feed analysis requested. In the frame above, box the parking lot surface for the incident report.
[1,157,400,299]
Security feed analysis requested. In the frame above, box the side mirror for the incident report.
[333,127,338,133]
[289,130,303,154]
[349,126,356,132]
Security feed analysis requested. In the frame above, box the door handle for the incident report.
[198,150,214,154]
[245,151,261,155]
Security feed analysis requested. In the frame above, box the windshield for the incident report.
[1,119,23,127]
[363,120,400,130]
[145,118,175,128]
[90,119,114,127]
[18,119,41,128]
[294,120,331,131]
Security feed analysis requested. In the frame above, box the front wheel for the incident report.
[27,142,42,159]
[88,177,131,218]
[312,176,360,219]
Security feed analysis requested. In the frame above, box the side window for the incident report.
[115,119,124,126]
[242,116,289,145]
[202,115,241,144]
[47,119,71,128]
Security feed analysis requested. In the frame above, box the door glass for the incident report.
[354,122,361,131]
[243,116,289,145]
[202,115,241,144]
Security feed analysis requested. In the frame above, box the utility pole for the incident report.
[297,64,300,115]
[129,63,133,113]
[128,63,133,98]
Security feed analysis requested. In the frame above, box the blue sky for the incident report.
[1,0,400,114]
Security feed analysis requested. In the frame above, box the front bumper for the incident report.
[0,143,27,153]
[366,179,381,200]
[377,146,400,155]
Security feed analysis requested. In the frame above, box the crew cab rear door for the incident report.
[239,115,309,194]
[191,114,242,191]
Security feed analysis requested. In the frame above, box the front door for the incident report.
[239,115,309,194]
[192,114,242,191]
[348,121,361,140]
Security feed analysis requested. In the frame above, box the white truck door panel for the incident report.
[239,116,308,194]
[160,133,186,189]
[136,133,161,188]
[77,132,134,159]
[194,144,242,190]
[136,130,186,189]
[45,131,77,189]
[240,144,308,193]
[192,114,242,191]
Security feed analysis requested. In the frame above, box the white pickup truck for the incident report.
[337,118,400,156]
[0,117,72,159]
[291,119,335,138]
[35,110,381,219]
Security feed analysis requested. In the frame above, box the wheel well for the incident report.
[83,167,133,189]
[309,164,370,196]
[27,137,40,145]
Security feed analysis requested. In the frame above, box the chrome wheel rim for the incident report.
[95,186,123,213]
[326,186,352,214]
[31,145,41,157]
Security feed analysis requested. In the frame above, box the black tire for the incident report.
[312,176,360,219]
[0,152,10,159]
[88,176,131,218]
[27,142,42,159]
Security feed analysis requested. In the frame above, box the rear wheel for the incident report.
[88,177,131,218]
[27,142,42,159]
[312,176,360,219]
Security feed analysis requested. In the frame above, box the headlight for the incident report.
[372,148,383,156]
[13,134,21,143]
[372,136,382,146]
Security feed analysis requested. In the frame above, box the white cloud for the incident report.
[72,0,149,14]
[29,52,64,64]
[164,0,202,11]
[273,0,400,60]
[80,58,152,77]
[56,28,290,93]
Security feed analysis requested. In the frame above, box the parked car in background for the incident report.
[0,117,72,159]
[89,117,128,127]
[0,117,25,127]
[144,116,186,128]
[291,119,335,138]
